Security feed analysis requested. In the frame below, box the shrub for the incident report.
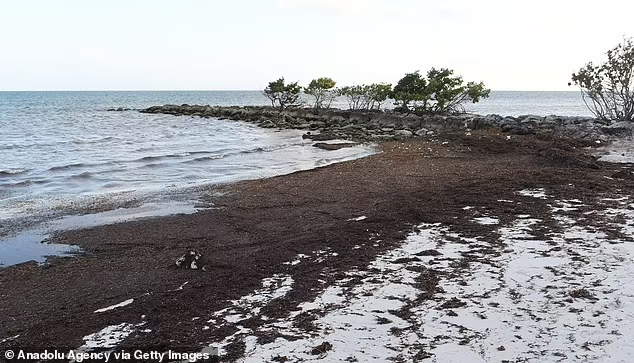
[338,85,366,110]
[263,78,302,109]
[338,83,393,111]
[305,77,337,110]
[570,37,634,121]
[392,68,490,115]
[367,83,392,110]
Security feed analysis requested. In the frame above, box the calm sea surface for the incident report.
[0,91,592,266]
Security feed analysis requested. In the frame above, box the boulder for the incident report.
[313,142,359,150]
[415,128,429,137]
[329,115,347,125]
[394,130,414,138]
[302,132,339,141]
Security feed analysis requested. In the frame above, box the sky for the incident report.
[0,0,632,91]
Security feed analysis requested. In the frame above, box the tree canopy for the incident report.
[338,83,392,111]
[570,37,634,121]
[263,77,302,109]
[392,69,490,115]
[305,77,337,110]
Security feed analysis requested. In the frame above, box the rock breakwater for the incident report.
[140,105,634,142]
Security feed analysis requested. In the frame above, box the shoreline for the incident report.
[0,136,377,266]
[2,130,634,361]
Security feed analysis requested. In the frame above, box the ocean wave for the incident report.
[134,144,303,164]
[180,144,304,164]
[71,136,118,145]
[179,145,300,164]
[0,168,27,176]
[133,149,236,163]
[239,143,303,154]
[47,161,116,172]
[48,163,87,172]
[138,152,192,162]
[4,179,49,187]
[0,140,77,150]
[71,172,94,179]
[190,155,224,162]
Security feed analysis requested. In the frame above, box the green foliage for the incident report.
[392,71,428,114]
[392,69,490,115]
[305,77,337,110]
[368,83,392,110]
[570,37,634,121]
[263,77,302,109]
[338,85,365,110]
[338,83,393,110]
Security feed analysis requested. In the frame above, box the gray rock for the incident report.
[394,130,413,138]
[415,128,429,136]
[313,142,359,150]
[483,114,503,123]
[330,116,346,124]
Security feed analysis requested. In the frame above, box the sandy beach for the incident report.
[1,131,634,362]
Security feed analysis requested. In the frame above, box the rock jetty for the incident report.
[140,105,634,142]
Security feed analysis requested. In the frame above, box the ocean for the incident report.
[0,91,593,266]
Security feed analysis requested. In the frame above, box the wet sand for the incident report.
[1,131,633,361]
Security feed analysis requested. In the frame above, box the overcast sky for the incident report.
[0,0,631,91]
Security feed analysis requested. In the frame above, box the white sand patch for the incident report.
[94,299,134,313]
[473,217,500,225]
[298,286,347,311]
[78,323,136,350]
[347,216,367,221]
[429,343,488,363]
[599,153,634,163]
[551,199,583,212]
[283,254,309,266]
[176,281,189,290]
[603,207,634,238]
[0,334,19,343]
[517,188,548,199]
[602,197,629,203]
[235,226,450,362]
[211,274,294,325]
[217,196,634,362]
[413,203,634,362]
[225,314,245,323]
[498,218,541,240]
[565,199,583,204]
[200,274,295,356]
[313,248,338,263]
